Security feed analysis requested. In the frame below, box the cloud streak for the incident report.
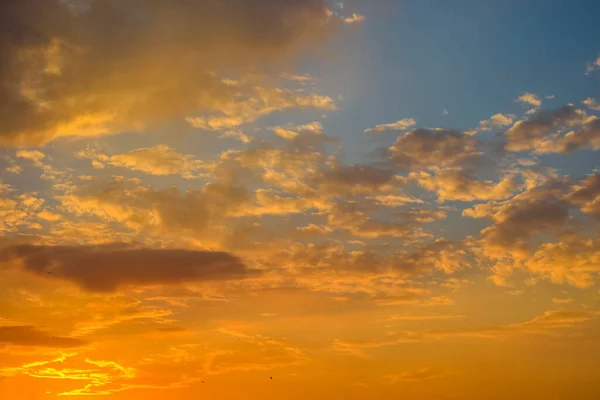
[0,244,249,292]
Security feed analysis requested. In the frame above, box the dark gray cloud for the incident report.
[0,244,249,292]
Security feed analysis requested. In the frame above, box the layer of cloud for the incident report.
[516,92,541,107]
[586,53,600,75]
[272,121,324,140]
[388,129,482,171]
[464,180,572,260]
[343,13,365,24]
[566,173,600,218]
[0,326,86,348]
[77,145,208,178]
[525,237,600,288]
[504,105,591,152]
[0,0,334,145]
[0,244,248,292]
[385,368,449,384]
[582,98,600,111]
[365,118,416,134]
[185,88,336,133]
[333,310,595,357]
[466,113,515,135]
[414,170,517,202]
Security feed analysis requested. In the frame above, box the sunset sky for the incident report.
[1,1,600,399]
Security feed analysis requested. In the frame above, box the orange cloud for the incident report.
[415,170,517,202]
[77,145,209,178]
[0,326,86,348]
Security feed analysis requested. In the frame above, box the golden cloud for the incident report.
[0,0,334,145]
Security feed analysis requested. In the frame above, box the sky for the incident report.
[1,0,600,398]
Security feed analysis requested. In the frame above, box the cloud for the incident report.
[586,53,600,75]
[272,121,324,140]
[294,224,333,237]
[582,98,600,111]
[1,354,141,396]
[185,88,336,133]
[210,132,334,193]
[464,180,572,259]
[384,314,464,322]
[385,368,449,384]
[0,325,86,348]
[219,129,251,144]
[0,0,334,145]
[368,195,424,207]
[279,72,315,82]
[400,310,595,341]
[0,190,47,234]
[365,118,416,134]
[391,240,468,274]
[475,113,515,132]
[333,310,595,357]
[317,163,399,195]
[206,324,308,375]
[0,244,249,292]
[77,145,208,178]
[566,173,600,217]
[526,238,600,288]
[516,92,542,107]
[59,177,252,238]
[70,297,174,336]
[504,105,589,152]
[343,13,365,24]
[326,203,426,239]
[552,297,574,304]
[16,150,45,167]
[37,210,61,221]
[541,117,600,153]
[388,129,482,171]
[266,239,465,284]
[414,170,517,202]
